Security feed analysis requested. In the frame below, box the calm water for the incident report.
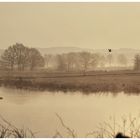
[0,87,140,137]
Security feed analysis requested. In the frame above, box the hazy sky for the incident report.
[0,3,140,49]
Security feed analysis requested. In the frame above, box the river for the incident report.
[0,87,140,137]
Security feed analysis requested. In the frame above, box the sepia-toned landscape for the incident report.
[1,2,140,138]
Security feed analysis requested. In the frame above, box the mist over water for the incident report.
[0,87,140,137]
[0,2,140,138]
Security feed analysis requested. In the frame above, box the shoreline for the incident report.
[0,70,140,94]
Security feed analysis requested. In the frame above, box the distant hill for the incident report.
[37,47,91,55]
[92,48,140,54]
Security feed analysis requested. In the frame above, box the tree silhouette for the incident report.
[134,54,140,70]
[0,43,45,71]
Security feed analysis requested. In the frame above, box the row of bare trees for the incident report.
[55,52,99,72]
[0,43,129,72]
[0,43,45,71]
[44,53,128,72]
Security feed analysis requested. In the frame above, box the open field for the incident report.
[0,70,140,94]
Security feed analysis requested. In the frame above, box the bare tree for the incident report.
[28,48,45,70]
[0,46,16,70]
[0,43,29,71]
[55,53,80,72]
[98,54,106,68]
[4,43,30,71]
[79,52,98,73]
[90,53,99,69]
[65,52,78,72]
[44,54,52,69]
[56,54,67,71]
[14,43,30,71]
[106,54,113,67]
[134,54,140,70]
[0,43,45,71]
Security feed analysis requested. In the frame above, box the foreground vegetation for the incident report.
[1,113,140,138]
[0,115,35,138]
[0,70,140,94]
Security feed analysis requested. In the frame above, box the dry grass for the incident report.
[0,115,35,138]
[54,114,140,138]
[53,113,77,138]
[1,113,140,138]
[85,115,140,138]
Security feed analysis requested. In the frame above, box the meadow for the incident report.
[0,70,140,94]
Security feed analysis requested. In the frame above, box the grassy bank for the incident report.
[0,70,140,94]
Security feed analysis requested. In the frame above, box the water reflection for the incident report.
[0,87,48,104]
[0,87,140,137]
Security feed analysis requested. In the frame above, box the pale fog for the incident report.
[0,3,140,138]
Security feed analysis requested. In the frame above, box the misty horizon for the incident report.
[1,2,140,138]
[0,3,140,49]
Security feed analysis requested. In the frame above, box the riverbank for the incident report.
[0,70,140,94]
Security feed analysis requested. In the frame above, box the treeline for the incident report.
[44,53,128,72]
[53,52,99,72]
[0,43,129,72]
[134,54,140,70]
